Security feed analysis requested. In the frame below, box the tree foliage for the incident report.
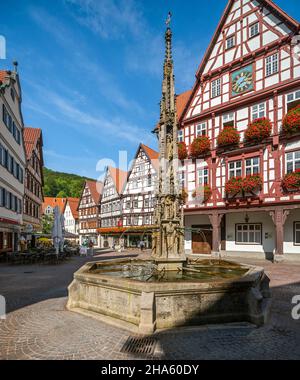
[43,168,94,198]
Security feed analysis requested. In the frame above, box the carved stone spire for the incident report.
[152,22,186,269]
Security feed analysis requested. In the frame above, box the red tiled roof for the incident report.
[141,144,159,171]
[176,90,192,121]
[42,197,67,214]
[23,127,42,160]
[86,180,103,204]
[108,167,128,194]
[64,198,80,220]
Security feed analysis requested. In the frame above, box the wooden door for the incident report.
[192,226,212,254]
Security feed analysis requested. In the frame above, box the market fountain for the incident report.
[67,22,271,334]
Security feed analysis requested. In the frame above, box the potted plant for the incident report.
[225,175,262,197]
[245,117,272,143]
[242,175,263,193]
[282,106,300,135]
[217,126,240,148]
[178,142,188,161]
[225,176,243,195]
[190,136,211,158]
[282,169,300,191]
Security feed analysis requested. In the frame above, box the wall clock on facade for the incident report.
[231,64,254,96]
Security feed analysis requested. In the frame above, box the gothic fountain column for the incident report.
[151,26,186,271]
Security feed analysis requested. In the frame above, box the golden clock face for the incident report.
[231,65,253,95]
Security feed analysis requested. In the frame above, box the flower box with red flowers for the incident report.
[282,169,300,192]
[225,175,262,197]
[217,126,240,148]
[282,106,300,135]
[190,136,211,158]
[192,185,212,203]
[245,117,272,144]
[178,142,188,161]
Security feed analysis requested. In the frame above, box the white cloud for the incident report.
[64,0,145,40]
[26,80,155,147]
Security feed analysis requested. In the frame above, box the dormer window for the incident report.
[249,22,259,38]
[226,36,235,50]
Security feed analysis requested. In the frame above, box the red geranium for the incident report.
[190,136,211,158]
[245,117,272,143]
[282,106,300,134]
[282,170,300,191]
[242,175,262,193]
[225,176,243,195]
[217,126,240,148]
[225,175,262,196]
[178,142,188,161]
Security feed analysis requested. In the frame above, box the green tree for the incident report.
[42,214,54,234]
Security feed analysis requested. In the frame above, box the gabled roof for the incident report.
[108,167,128,195]
[195,0,300,79]
[141,143,159,172]
[42,197,67,214]
[86,180,103,204]
[23,127,43,161]
[63,197,80,220]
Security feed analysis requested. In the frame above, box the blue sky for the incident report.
[1,0,299,179]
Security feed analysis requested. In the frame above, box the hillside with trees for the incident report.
[43,168,95,198]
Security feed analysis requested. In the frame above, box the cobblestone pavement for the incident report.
[0,251,300,360]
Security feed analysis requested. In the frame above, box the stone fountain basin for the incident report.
[67,258,271,334]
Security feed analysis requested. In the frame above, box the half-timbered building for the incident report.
[98,167,127,248]
[23,127,44,236]
[78,180,102,247]
[0,67,26,253]
[178,0,300,260]
[121,144,158,248]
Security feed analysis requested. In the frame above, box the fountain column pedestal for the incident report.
[154,257,186,272]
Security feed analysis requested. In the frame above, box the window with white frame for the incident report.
[236,224,262,244]
[196,122,207,136]
[295,222,300,245]
[286,151,300,173]
[266,53,279,77]
[226,36,235,50]
[144,215,150,225]
[211,78,221,98]
[229,161,242,178]
[178,130,184,142]
[249,22,259,38]
[252,102,266,120]
[222,112,234,127]
[245,157,260,175]
[286,90,300,111]
[198,168,209,185]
